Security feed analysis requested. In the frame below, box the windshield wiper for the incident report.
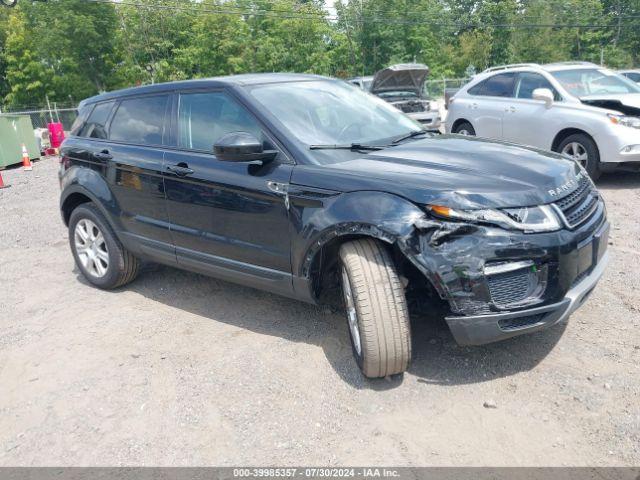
[392,129,428,144]
[309,143,385,151]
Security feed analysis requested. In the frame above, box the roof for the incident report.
[480,61,600,76]
[80,72,330,106]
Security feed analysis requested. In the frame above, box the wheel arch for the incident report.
[60,166,123,230]
[451,118,472,132]
[551,128,599,154]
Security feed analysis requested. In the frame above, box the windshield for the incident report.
[551,68,640,97]
[249,80,421,146]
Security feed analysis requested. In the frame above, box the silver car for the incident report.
[446,61,640,179]
[370,64,441,131]
[619,70,640,84]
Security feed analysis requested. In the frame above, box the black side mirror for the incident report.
[214,132,277,164]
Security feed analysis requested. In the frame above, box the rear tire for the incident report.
[453,121,476,136]
[69,204,139,289]
[557,133,601,180]
[338,238,412,378]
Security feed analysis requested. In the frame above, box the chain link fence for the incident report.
[0,105,78,130]
[424,77,470,100]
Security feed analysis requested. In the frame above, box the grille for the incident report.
[554,175,600,228]
[498,314,545,331]
[487,268,532,306]
[398,101,426,113]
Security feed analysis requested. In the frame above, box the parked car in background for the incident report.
[446,62,640,179]
[619,69,640,84]
[59,74,609,378]
[347,75,374,91]
[369,63,441,131]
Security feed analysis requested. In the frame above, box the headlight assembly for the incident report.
[608,113,640,129]
[427,204,562,233]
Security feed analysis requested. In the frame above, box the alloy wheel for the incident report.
[341,266,362,356]
[561,142,589,168]
[74,219,109,278]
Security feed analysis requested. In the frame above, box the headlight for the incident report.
[608,114,640,129]
[428,204,561,233]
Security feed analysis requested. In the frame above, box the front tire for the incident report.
[557,133,601,180]
[69,204,139,289]
[338,239,412,378]
[452,121,476,136]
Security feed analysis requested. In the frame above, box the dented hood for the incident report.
[580,93,640,116]
[371,64,429,95]
[302,135,582,209]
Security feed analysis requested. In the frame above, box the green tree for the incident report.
[2,11,54,107]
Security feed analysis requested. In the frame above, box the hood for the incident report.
[296,136,583,209]
[580,93,640,116]
[371,63,429,96]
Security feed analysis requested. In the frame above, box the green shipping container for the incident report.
[0,115,40,168]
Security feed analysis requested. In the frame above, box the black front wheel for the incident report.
[557,133,601,180]
[338,238,412,378]
[452,121,476,136]
[1,0,18,7]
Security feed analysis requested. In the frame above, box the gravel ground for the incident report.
[0,158,638,466]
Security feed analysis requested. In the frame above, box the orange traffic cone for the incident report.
[21,144,32,171]
[0,170,10,189]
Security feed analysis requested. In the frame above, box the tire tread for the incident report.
[339,238,411,377]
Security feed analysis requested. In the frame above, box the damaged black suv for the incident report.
[59,74,610,378]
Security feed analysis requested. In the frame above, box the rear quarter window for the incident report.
[468,73,516,97]
[70,104,92,136]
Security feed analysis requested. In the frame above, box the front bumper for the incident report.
[445,250,609,345]
[408,199,610,346]
[408,111,441,131]
[595,125,640,164]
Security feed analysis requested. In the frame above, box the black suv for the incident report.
[60,74,610,378]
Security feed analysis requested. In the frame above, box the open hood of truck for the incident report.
[371,63,429,96]
[580,93,640,116]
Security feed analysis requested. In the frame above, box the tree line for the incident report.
[0,0,638,109]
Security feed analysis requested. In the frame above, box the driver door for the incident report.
[163,90,294,296]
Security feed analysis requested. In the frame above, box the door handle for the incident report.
[470,103,478,109]
[166,163,194,177]
[93,150,112,161]
[505,106,516,113]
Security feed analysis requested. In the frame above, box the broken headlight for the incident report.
[427,204,561,233]
[608,114,640,129]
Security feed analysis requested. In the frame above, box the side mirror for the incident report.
[532,88,554,108]
[214,132,277,164]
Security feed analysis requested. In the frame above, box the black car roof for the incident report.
[80,73,330,106]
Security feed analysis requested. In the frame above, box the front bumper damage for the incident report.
[445,249,609,345]
[401,201,610,346]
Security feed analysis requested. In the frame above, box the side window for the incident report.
[178,92,265,152]
[516,73,561,100]
[480,73,516,97]
[110,95,169,145]
[467,80,485,95]
[78,101,115,139]
[628,73,640,82]
[70,104,93,137]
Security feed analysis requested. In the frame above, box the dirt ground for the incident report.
[0,157,638,466]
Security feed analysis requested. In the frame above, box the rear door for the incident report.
[101,94,175,263]
[468,72,516,139]
[502,72,562,149]
[163,89,294,296]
